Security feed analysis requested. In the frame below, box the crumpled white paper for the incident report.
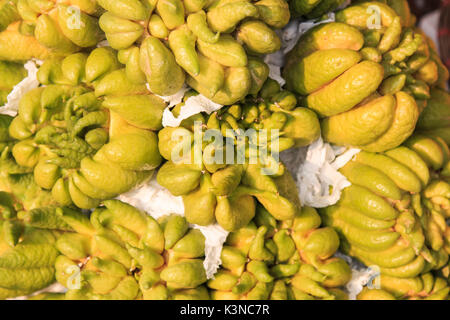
[335,253,381,300]
[345,268,380,300]
[296,137,360,208]
[161,91,223,128]
[118,178,229,279]
[118,139,361,279]
[0,60,40,116]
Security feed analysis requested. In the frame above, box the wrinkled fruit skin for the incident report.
[0,117,78,300]
[55,200,209,300]
[0,0,104,61]
[284,1,449,152]
[0,219,59,299]
[208,207,351,300]
[417,88,450,145]
[320,134,450,299]
[97,0,290,103]
[0,114,57,210]
[0,1,21,33]
[158,158,301,232]
[0,0,449,302]
[7,48,164,209]
[237,79,321,148]
[156,91,311,231]
[0,174,78,299]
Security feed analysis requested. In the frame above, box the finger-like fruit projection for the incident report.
[208,206,351,299]
[320,134,450,285]
[336,1,449,94]
[0,2,28,102]
[0,201,67,300]
[284,1,449,152]
[0,144,81,300]
[0,60,27,106]
[0,0,104,61]
[0,114,55,210]
[374,0,417,28]
[0,0,20,32]
[55,200,209,300]
[238,79,321,148]
[156,88,318,231]
[8,48,165,209]
[0,116,83,300]
[417,88,450,145]
[96,0,290,103]
[288,0,346,20]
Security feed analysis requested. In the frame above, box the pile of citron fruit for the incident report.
[0,0,448,300]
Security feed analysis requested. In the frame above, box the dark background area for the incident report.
[409,0,442,19]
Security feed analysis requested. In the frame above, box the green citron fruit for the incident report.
[7,49,165,210]
[320,135,450,288]
[208,207,351,300]
[55,200,209,300]
[0,1,104,61]
[95,0,291,104]
[284,1,449,152]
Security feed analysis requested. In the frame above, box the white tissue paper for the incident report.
[0,60,40,117]
[296,137,360,208]
[9,283,67,300]
[118,178,229,279]
[335,253,382,300]
[345,267,380,300]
